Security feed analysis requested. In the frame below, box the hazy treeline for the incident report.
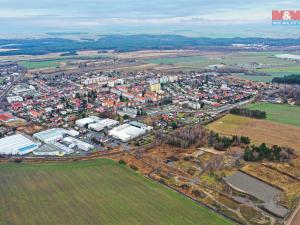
[1,35,300,56]
[272,74,300,85]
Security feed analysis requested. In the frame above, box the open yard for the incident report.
[0,159,233,225]
[207,114,300,151]
[246,102,300,128]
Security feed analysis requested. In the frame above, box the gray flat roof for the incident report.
[225,171,281,203]
[225,171,288,217]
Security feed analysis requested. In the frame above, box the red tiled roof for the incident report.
[0,113,15,122]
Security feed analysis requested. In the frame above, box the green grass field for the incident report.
[246,102,300,128]
[0,159,233,225]
[19,60,63,69]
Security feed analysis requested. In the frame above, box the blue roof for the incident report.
[18,144,38,152]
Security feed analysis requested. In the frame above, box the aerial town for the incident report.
[0,63,262,156]
[1,47,300,224]
[1,1,300,224]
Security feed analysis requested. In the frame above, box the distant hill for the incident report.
[1,34,300,56]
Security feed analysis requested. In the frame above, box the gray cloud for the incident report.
[0,0,299,36]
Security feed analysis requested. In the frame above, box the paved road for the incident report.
[286,204,300,225]
[209,98,255,115]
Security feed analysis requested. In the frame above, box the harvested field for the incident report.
[0,159,233,225]
[207,114,300,151]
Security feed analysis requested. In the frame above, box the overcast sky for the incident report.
[0,0,300,37]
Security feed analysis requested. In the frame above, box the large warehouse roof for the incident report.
[108,123,150,142]
[88,118,119,131]
[0,134,40,155]
[33,128,68,143]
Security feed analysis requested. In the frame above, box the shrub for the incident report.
[118,159,127,165]
[14,158,23,163]
[192,189,206,198]
[180,184,190,191]
[240,136,250,144]
[130,165,139,171]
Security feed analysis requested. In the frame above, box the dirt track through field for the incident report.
[287,204,300,225]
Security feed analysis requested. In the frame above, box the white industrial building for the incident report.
[75,116,102,127]
[75,117,94,127]
[108,122,153,142]
[0,134,41,155]
[7,96,23,103]
[88,118,119,132]
[12,85,36,95]
[67,129,80,137]
[63,137,94,151]
[33,128,68,143]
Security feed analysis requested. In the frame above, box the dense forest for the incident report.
[1,35,300,56]
[230,108,266,119]
[272,74,300,85]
